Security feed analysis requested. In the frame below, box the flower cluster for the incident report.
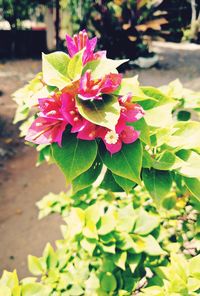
[26,30,144,154]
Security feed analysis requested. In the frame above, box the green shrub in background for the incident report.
[62,0,200,60]
[62,0,169,60]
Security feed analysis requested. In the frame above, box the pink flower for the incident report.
[25,117,67,146]
[38,96,63,119]
[61,93,88,133]
[119,93,145,123]
[26,95,67,146]
[78,70,122,101]
[98,124,140,154]
[66,30,106,65]
[77,121,97,140]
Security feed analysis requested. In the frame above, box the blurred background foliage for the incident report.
[0,0,200,59]
[61,0,200,59]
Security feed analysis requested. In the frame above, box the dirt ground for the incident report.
[0,42,200,279]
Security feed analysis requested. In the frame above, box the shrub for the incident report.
[1,29,200,295]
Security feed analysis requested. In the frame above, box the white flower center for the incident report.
[105,131,119,145]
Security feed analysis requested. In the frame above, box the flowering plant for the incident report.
[4,29,200,295]
[23,30,144,154]
[13,30,200,198]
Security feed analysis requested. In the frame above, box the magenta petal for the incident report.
[120,126,139,144]
[71,118,88,133]
[78,71,101,100]
[101,73,122,93]
[38,97,63,120]
[77,121,97,140]
[88,37,97,52]
[104,139,122,154]
[82,37,97,64]
[66,34,77,57]
[116,117,126,134]
[123,105,145,122]
[60,93,76,124]
[25,117,67,146]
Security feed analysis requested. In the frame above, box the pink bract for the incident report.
[78,70,122,101]
[119,93,145,122]
[61,93,88,133]
[26,95,68,146]
[25,117,67,146]
[66,29,106,65]
[97,125,140,154]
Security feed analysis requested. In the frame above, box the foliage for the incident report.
[0,186,199,295]
[63,0,169,60]
[0,0,43,29]
[63,0,200,60]
[2,29,200,295]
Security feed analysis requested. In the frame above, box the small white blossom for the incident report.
[105,131,119,144]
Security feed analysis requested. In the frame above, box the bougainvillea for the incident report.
[2,30,200,295]
[24,30,144,154]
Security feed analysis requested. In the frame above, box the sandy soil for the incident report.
[0,42,200,278]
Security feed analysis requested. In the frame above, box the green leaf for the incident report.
[162,196,176,210]
[159,79,184,99]
[65,208,85,237]
[52,134,97,183]
[83,220,98,239]
[113,174,136,194]
[36,145,52,166]
[100,170,123,192]
[134,209,160,235]
[142,169,173,205]
[189,254,200,278]
[42,52,70,89]
[140,286,164,295]
[128,254,141,274]
[98,210,117,235]
[152,151,177,171]
[101,273,117,292]
[101,243,116,254]
[28,256,44,276]
[0,270,19,289]
[85,272,100,291]
[113,252,127,270]
[80,238,96,256]
[144,102,175,127]
[100,140,143,184]
[168,121,200,150]
[114,76,149,101]
[129,118,151,146]
[116,205,136,233]
[42,243,57,269]
[176,151,200,178]
[68,285,84,295]
[142,150,153,169]
[76,95,120,131]
[143,235,166,256]
[72,156,103,193]
[0,286,11,296]
[85,202,104,224]
[155,127,172,147]
[67,50,83,80]
[22,283,52,296]
[141,86,169,102]
[83,58,128,79]
[184,177,200,202]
